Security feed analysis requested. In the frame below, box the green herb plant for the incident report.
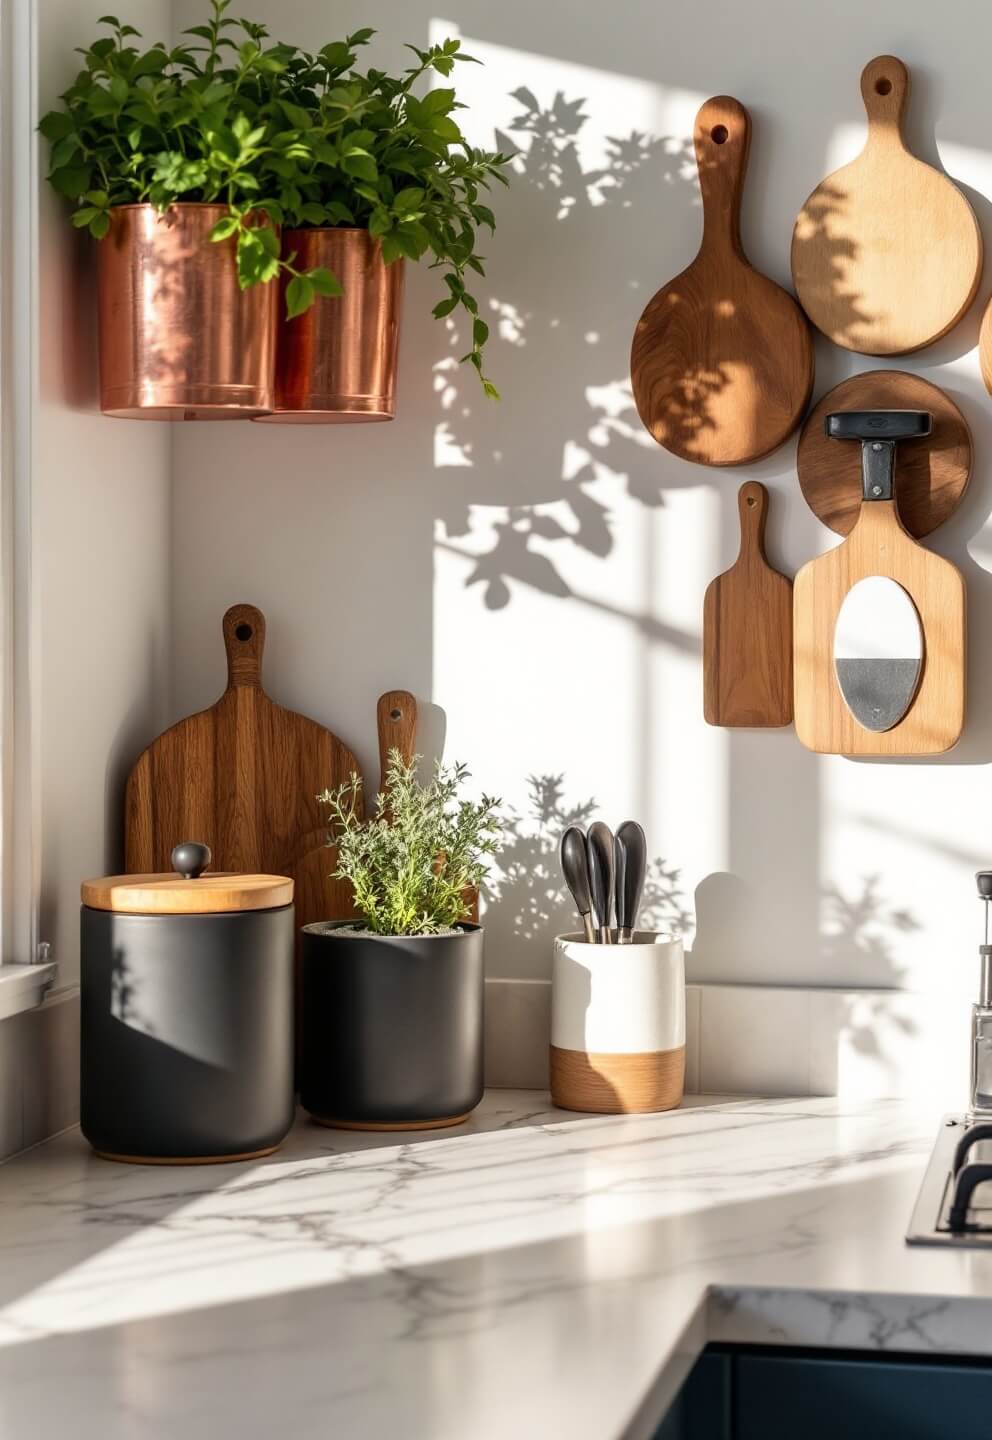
[39,2,510,390]
[319,750,503,937]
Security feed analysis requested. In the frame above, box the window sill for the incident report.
[0,962,57,1021]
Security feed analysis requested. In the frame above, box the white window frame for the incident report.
[0,0,53,1017]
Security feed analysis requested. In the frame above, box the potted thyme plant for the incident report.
[301,750,503,1131]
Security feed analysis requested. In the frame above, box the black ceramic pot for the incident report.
[300,921,484,1130]
[80,851,295,1164]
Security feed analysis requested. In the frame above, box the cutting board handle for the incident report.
[376,690,418,793]
[736,480,769,562]
[694,95,750,255]
[223,603,266,691]
[861,55,908,139]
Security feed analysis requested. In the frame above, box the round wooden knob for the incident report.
[171,842,211,880]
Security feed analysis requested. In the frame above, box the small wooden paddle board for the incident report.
[703,482,793,727]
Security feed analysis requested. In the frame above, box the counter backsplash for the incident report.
[485,977,969,1105]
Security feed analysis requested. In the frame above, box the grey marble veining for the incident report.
[0,1091,988,1440]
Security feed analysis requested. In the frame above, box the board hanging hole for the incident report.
[875,77,892,95]
[235,623,253,642]
[710,124,728,145]
[746,495,756,508]
[390,708,402,722]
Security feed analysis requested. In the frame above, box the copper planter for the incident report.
[257,228,404,423]
[98,204,276,420]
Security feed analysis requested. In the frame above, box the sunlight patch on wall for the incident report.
[822,758,985,996]
[824,126,992,184]
[430,19,704,184]
[647,488,726,951]
[426,27,721,978]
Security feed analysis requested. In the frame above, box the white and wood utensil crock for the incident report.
[550,932,685,1114]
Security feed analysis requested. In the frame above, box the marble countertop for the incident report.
[1,1092,989,1439]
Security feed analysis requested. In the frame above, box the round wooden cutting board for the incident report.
[792,56,982,355]
[797,371,971,538]
[631,95,813,467]
[979,299,992,397]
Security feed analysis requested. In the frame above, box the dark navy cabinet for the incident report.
[654,1347,992,1440]
[654,1352,732,1440]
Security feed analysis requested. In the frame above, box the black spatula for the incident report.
[614,821,647,943]
[560,826,595,943]
[586,822,615,944]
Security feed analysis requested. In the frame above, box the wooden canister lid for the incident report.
[81,872,294,915]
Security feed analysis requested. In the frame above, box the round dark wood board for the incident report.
[797,370,971,538]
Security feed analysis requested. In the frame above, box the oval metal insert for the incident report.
[834,576,923,732]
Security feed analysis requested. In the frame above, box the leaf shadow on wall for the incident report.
[432,88,860,607]
[693,870,920,1093]
[790,179,870,350]
[693,870,917,987]
[482,774,692,967]
[819,877,922,1091]
[434,88,702,608]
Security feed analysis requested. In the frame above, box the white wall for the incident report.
[0,0,172,1160]
[35,0,173,983]
[168,0,992,1006]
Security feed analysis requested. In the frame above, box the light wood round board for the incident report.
[792,56,982,355]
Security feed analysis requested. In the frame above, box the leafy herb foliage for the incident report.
[319,750,503,936]
[40,3,510,388]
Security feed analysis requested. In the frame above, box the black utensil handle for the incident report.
[613,833,627,931]
[560,826,594,942]
[587,823,615,943]
[615,821,647,941]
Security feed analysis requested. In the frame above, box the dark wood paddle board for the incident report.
[703,482,793,727]
[631,95,813,466]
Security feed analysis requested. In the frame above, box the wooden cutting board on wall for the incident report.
[792,55,982,355]
[793,506,965,756]
[125,603,417,930]
[703,482,793,727]
[631,95,813,466]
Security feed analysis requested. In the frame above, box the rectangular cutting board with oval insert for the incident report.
[793,417,965,756]
[125,604,418,930]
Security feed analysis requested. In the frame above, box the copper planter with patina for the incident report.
[98,204,276,420]
[257,227,404,423]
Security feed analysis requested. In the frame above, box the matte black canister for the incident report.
[80,843,295,1164]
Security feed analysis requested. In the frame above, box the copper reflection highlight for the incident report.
[98,204,276,420]
[258,228,404,423]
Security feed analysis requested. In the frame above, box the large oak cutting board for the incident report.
[631,95,813,466]
[792,56,982,355]
[125,603,417,932]
[703,482,792,727]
